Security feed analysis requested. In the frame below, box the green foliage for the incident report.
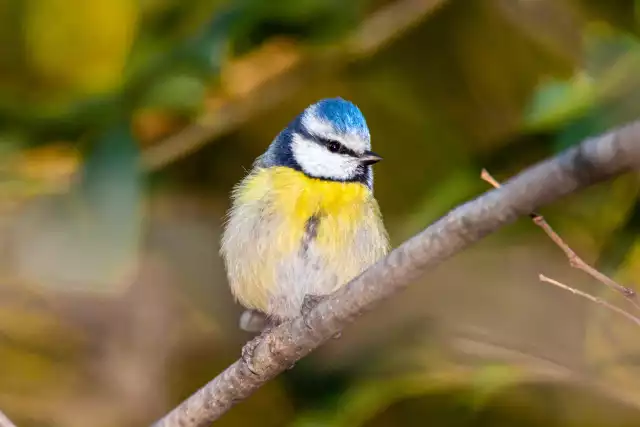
[230,0,366,55]
[288,362,539,427]
[524,25,640,151]
[523,75,596,134]
[140,73,208,113]
[4,1,640,425]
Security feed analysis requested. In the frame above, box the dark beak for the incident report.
[360,150,383,166]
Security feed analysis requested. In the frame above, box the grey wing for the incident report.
[253,154,268,168]
[255,133,283,169]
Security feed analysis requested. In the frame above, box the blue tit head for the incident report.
[260,97,382,188]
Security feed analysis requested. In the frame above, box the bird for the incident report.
[220,97,389,352]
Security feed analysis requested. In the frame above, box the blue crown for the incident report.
[311,97,370,141]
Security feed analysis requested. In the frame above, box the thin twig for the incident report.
[151,117,640,426]
[0,410,17,427]
[481,168,640,310]
[539,274,640,327]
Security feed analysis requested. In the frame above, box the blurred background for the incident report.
[2,0,640,426]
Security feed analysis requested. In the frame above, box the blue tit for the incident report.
[221,97,389,332]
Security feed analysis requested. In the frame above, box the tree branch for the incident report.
[152,122,640,427]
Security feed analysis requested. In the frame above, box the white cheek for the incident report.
[291,134,359,180]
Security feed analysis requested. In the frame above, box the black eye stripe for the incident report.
[317,137,358,157]
[294,125,360,157]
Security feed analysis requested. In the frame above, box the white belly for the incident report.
[221,200,388,321]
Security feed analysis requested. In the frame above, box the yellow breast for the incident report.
[226,166,386,315]
[238,166,371,252]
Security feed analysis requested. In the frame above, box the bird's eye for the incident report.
[318,137,356,156]
[326,140,343,154]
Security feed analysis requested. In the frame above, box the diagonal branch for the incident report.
[152,122,640,427]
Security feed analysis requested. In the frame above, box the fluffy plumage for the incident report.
[221,98,389,325]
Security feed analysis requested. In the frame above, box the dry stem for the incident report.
[481,168,640,310]
[539,274,640,327]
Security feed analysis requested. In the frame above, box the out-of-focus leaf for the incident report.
[523,73,596,133]
[290,363,527,427]
[94,3,237,119]
[231,0,365,54]
[524,26,640,144]
[140,73,207,113]
[289,371,459,427]
[288,336,528,427]
[23,0,139,98]
[0,1,235,134]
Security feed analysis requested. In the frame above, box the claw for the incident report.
[301,294,326,328]
[241,323,278,375]
[241,336,261,375]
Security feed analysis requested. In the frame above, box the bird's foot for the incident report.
[301,294,341,339]
[241,324,275,375]
[241,335,262,375]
